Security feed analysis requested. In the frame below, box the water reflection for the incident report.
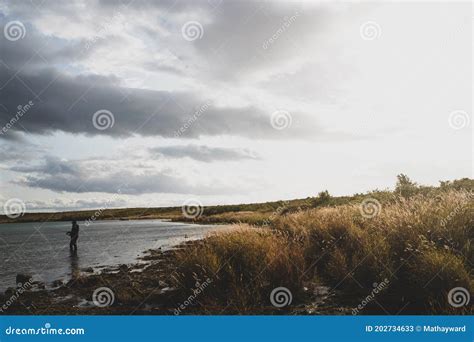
[0,220,221,290]
[69,249,80,280]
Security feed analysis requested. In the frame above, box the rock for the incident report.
[16,273,32,285]
[82,267,94,273]
[119,264,128,272]
[31,281,45,290]
[4,287,16,297]
[52,280,64,287]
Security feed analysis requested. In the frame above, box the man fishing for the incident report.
[66,220,79,251]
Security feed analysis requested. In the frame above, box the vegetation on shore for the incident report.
[171,176,473,314]
[1,175,472,315]
[2,176,472,227]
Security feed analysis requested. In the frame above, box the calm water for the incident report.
[0,219,223,291]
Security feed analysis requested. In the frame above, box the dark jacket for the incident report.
[70,223,79,240]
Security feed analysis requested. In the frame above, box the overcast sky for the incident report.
[0,0,472,213]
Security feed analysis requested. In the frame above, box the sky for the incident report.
[0,0,472,213]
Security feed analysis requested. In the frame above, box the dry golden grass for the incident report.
[172,190,473,314]
[173,225,306,313]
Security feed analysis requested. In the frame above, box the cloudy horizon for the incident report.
[0,0,472,213]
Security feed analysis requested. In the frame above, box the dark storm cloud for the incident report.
[149,145,260,162]
[0,16,96,71]
[0,67,320,140]
[0,2,346,141]
[9,156,78,175]
[10,156,234,195]
[15,171,194,195]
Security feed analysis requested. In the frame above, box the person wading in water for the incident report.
[67,220,79,252]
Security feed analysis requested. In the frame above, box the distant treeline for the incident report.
[1,176,472,225]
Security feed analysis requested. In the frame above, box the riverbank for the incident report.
[2,188,472,315]
[0,242,191,315]
[0,238,352,315]
[1,178,472,315]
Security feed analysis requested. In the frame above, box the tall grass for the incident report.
[173,226,306,313]
[172,190,473,314]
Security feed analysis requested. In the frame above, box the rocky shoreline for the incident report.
[0,238,354,315]
[0,242,194,315]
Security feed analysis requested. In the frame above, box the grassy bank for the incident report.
[171,188,473,314]
[1,176,472,315]
[2,176,472,227]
